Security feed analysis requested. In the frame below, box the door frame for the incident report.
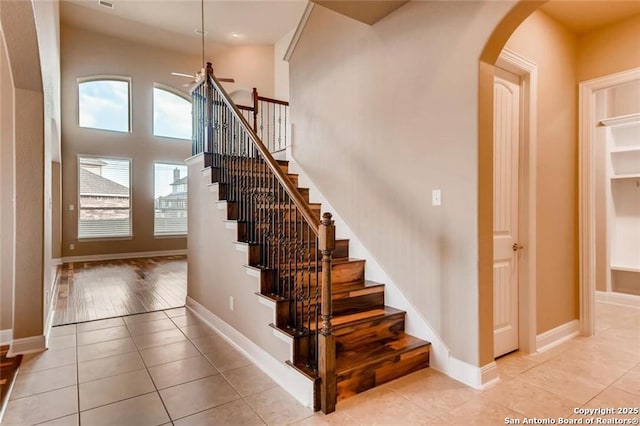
[495,48,538,354]
[578,66,640,336]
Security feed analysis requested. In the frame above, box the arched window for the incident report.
[78,78,131,132]
[153,86,192,140]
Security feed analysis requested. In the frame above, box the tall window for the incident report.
[78,156,131,238]
[154,163,188,236]
[78,79,130,132]
[153,86,192,140]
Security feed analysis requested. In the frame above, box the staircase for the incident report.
[193,63,431,412]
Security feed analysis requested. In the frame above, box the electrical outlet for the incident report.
[69,204,74,211]
[229,296,234,311]
[70,243,75,250]
[432,189,442,206]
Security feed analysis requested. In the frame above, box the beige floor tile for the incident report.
[180,324,219,339]
[48,334,77,350]
[123,310,168,324]
[148,354,218,389]
[578,387,640,420]
[2,386,78,426]
[11,364,77,400]
[20,347,77,373]
[76,317,125,333]
[170,313,207,328]
[50,325,76,337]
[337,386,435,425]
[126,317,178,336]
[222,364,277,397]
[165,307,187,318]
[203,344,252,372]
[36,413,79,425]
[292,410,360,425]
[481,376,575,419]
[387,369,478,415]
[132,328,187,350]
[77,337,137,362]
[159,374,242,420]
[139,340,200,367]
[612,363,640,396]
[173,399,265,426]
[191,334,229,353]
[245,387,314,425]
[77,325,130,346]
[78,351,146,383]
[440,397,521,426]
[79,369,156,411]
[495,351,540,378]
[80,392,170,426]
[519,362,608,405]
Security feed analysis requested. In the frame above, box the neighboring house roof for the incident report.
[80,167,129,197]
[80,158,108,167]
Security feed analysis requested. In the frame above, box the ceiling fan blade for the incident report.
[171,72,195,79]
[218,78,235,83]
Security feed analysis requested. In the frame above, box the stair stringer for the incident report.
[186,154,315,406]
[285,153,452,373]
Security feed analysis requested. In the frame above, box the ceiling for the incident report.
[60,0,307,57]
[540,0,640,35]
[60,0,640,57]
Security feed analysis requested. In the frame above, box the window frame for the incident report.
[152,83,192,141]
[77,76,132,133]
[153,161,188,237]
[77,154,133,241]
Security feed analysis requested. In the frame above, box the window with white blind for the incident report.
[78,79,130,133]
[153,86,192,140]
[154,163,188,236]
[78,156,131,239]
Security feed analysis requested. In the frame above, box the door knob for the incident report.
[512,243,524,251]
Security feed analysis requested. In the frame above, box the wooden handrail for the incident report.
[204,63,320,231]
[257,95,290,106]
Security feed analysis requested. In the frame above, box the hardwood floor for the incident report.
[52,256,186,326]
[0,345,21,418]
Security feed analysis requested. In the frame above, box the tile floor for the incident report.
[3,302,639,425]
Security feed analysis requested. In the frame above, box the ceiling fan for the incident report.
[171,0,235,86]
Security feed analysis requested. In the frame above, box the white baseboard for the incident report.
[7,335,46,356]
[52,257,63,266]
[186,297,315,407]
[446,356,499,389]
[0,329,12,346]
[595,290,640,308]
[536,319,579,353]
[62,249,187,263]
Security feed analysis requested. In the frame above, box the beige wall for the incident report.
[213,45,275,98]
[60,25,198,257]
[504,11,579,334]
[0,28,14,334]
[578,14,640,82]
[289,1,516,367]
[275,28,295,101]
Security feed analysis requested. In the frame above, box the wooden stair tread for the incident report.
[336,334,430,375]
[307,306,403,331]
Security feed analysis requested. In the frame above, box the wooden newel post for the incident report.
[318,212,336,414]
[251,87,259,133]
[204,62,215,153]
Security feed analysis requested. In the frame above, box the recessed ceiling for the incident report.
[60,0,307,56]
[540,0,640,35]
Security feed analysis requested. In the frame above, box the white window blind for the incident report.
[154,163,188,236]
[78,79,130,133]
[153,87,192,140]
[78,156,131,238]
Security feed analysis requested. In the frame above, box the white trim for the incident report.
[283,2,315,62]
[0,329,13,346]
[578,67,640,337]
[61,249,187,263]
[595,290,640,308]
[185,152,204,166]
[185,297,315,407]
[536,320,579,353]
[52,257,63,266]
[496,48,538,355]
[44,266,59,347]
[7,335,46,356]
[447,356,498,389]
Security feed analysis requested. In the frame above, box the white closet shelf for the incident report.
[611,173,640,180]
[611,265,640,273]
[611,146,640,153]
[599,112,640,127]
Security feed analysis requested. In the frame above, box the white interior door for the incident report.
[493,67,521,358]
